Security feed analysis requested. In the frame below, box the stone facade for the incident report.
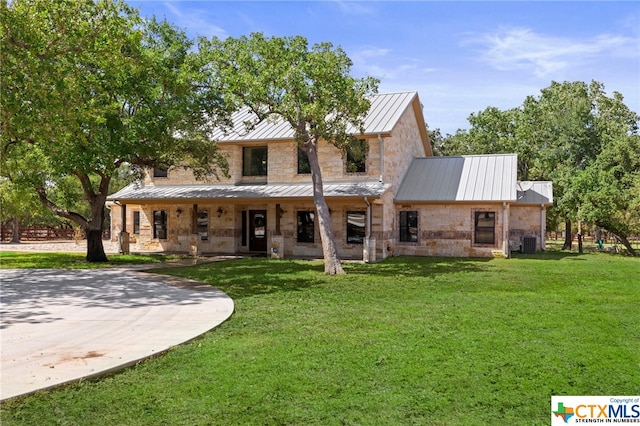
[392,203,510,258]
[108,92,550,259]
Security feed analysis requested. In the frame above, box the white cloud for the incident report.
[331,0,375,16]
[160,2,227,39]
[472,27,638,78]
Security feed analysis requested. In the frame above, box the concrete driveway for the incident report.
[0,267,234,400]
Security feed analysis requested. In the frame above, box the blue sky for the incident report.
[128,1,639,135]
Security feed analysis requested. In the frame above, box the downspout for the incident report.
[378,133,384,183]
[502,202,509,258]
[365,197,372,263]
[365,197,371,240]
[540,204,546,251]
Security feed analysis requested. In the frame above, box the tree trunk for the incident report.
[11,218,20,243]
[614,234,637,256]
[562,220,572,250]
[305,140,345,275]
[86,229,108,262]
[35,172,111,263]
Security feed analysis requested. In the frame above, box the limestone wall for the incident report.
[510,205,546,250]
[142,137,383,187]
[392,203,508,258]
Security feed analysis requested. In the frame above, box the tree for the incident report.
[442,81,639,253]
[202,33,379,274]
[573,134,640,255]
[1,0,231,261]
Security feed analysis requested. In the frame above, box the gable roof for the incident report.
[395,154,518,203]
[210,92,429,148]
[516,181,553,205]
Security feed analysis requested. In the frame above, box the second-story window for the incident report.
[243,146,268,176]
[153,166,168,178]
[345,139,368,173]
[298,146,311,174]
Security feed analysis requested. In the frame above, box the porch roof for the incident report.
[108,181,391,203]
[515,181,554,205]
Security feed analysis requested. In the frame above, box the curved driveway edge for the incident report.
[0,268,234,400]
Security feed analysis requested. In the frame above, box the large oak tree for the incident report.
[202,33,379,274]
[442,81,639,254]
[1,0,231,261]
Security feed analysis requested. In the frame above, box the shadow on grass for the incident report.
[157,256,497,299]
[154,258,327,299]
[345,255,493,277]
[510,250,587,261]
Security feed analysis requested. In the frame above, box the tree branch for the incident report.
[35,186,88,228]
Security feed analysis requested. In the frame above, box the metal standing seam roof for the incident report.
[394,154,518,202]
[209,92,419,142]
[108,181,392,202]
[516,181,554,205]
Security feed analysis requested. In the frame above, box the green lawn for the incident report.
[1,252,638,425]
[0,251,187,269]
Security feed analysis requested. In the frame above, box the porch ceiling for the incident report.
[108,182,391,203]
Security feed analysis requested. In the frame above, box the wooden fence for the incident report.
[1,227,78,242]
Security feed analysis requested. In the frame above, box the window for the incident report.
[399,211,418,242]
[153,167,168,178]
[298,147,311,174]
[297,211,315,243]
[243,146,268,176]
[345,139,367,173]
[153,210,167,239]
[474,211,495,245]
[197,210,208,241]
[133,211,140,234]
[347,211,366,244]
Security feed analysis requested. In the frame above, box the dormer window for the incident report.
[345,139,367,173]
[153,166,168,178]
[243,146,268,176]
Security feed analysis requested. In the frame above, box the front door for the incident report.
[249,210,267,252]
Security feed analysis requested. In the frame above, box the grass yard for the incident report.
[1,252,638,425]
[0,251,187,269]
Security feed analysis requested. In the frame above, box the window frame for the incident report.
[345,139,368,174]
[296,211,315,243]
[346,211,366,245]
[153,210,167,240]
[399,211,419,243]
[297,146,311,175]
[153,167,168,178]
[197,209,209,241]
[242,146,268,177]
[133,211,140,235]
[474,211,496,245]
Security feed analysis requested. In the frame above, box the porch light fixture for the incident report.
[217,207,224,217]
[176,208,182,217]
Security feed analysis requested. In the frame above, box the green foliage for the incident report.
[1,0,233,259]
[441,80,639,248]
[202,33,379,149]
[1,255,638,424]
[573,134,640,241]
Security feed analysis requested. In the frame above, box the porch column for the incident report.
[190,204,199,257]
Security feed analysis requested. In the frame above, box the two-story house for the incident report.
[107,91,552,259]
